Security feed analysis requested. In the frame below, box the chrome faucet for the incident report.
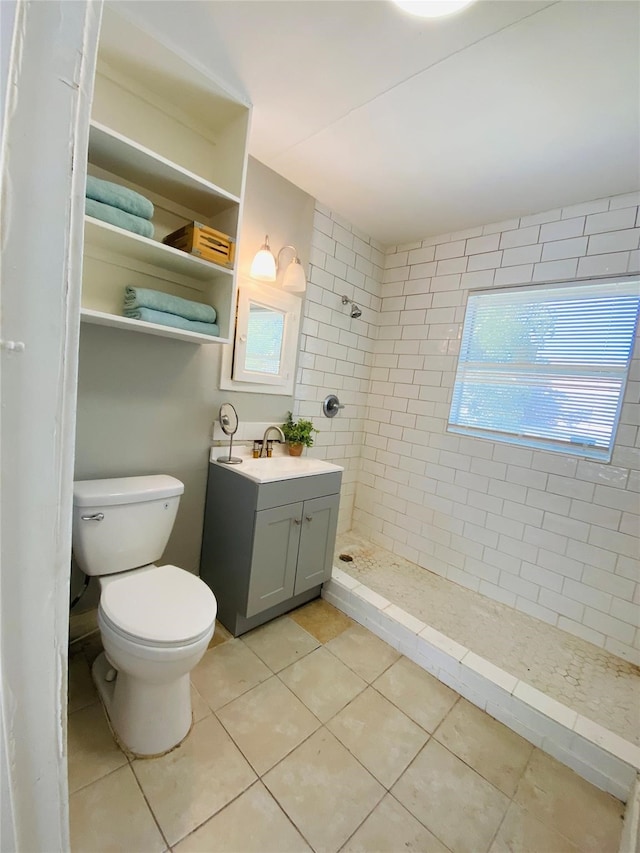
[260,425,285,457]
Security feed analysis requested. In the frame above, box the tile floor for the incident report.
[336,531,640,745]
[68,600,625,853]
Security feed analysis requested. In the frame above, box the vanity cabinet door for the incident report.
[294,494,339,596]
[246,503,302,618]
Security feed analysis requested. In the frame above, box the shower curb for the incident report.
[323,568,640,802]
[619,775,640,853]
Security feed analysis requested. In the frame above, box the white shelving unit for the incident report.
[80,308,230,344]
[88,122,240,218]
[83,216,234,282]
[81,7,250,345]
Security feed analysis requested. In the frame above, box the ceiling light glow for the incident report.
[392,0,476,18]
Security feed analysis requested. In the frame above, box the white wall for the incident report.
[1,2,101,849]
[0,1,16,126]
[293,204,384,533]
[73,157,314,606]
[296,192,639,664]
[1,5,18,847]
[362,192,639,663]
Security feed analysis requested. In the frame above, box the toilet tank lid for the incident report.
[73,475,184,507]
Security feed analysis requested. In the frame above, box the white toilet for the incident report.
[72,474,217,757]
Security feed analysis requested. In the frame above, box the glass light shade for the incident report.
[392,0,475,17]
[282,257,306,293]
[250,236,276,281]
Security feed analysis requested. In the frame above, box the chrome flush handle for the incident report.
[81,513,104,522]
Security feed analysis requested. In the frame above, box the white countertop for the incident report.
[209,446,344,484]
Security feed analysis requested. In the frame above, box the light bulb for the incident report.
[250,235,276,281]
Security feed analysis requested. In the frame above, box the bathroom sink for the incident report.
[209,447,343,484]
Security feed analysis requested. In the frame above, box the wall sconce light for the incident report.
[249,235,277,281]
[278,246,306,293]
[249,235,307,293]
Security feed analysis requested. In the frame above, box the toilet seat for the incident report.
[99,564,216,647]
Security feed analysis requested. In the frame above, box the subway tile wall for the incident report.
[297,194,639,662]
[294,204,384,533]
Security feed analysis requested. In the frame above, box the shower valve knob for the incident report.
[322,394,344,418]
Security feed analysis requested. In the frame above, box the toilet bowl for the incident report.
[72,476,217,756]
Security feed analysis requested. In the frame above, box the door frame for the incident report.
[0,3,101,849]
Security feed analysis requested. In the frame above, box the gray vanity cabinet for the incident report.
[247,503,300,617]
[292,495,338,594]
[200,462,341,636]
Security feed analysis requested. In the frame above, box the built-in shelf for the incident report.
[84,216,234,282]
[88,122,240,218]
[80,307,228,345]
[81,6,250,347]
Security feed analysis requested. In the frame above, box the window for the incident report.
[448,277,640,461]
[243,303,285,376]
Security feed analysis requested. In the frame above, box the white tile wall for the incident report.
[296,195,639,659]
[294,204,383,533]
[365,195,638,659]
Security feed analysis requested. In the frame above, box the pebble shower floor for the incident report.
[334,531,639,745]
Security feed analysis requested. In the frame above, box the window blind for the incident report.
[245,305,285,375]
[448,277,640,461]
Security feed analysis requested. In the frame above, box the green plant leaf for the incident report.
[280,411,319,447]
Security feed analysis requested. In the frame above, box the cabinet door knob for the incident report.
[305,515,313,522]
[293,518,301,525]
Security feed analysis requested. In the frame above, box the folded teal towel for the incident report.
[124,286,217,324]
[86,175,153,220]
[123,306,219,337]
[86,199,154,239]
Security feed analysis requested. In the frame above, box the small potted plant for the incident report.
[281,412,318,456]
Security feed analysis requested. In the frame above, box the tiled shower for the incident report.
[295,191,639,665]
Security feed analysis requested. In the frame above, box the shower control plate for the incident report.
[323,394,344,418]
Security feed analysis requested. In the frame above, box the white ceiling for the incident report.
[122,0,640,246]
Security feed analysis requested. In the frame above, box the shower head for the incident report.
[341,294,362,320]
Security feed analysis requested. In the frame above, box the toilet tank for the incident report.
[72,475,184,576]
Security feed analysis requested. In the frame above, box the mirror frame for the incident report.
[219,282,301,396]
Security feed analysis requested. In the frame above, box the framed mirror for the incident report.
[217,403,242,464]
[220,283,301,395]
